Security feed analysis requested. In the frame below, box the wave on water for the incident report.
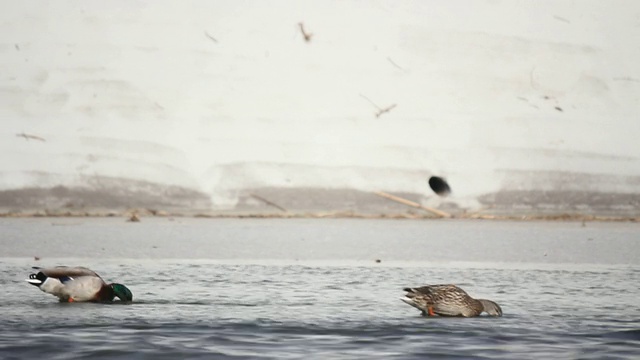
[2,318,638,360]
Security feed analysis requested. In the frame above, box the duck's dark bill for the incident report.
[26,278,42,285]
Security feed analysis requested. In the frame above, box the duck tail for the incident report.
[26,271,47,286]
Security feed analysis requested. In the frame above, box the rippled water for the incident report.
[0,218,638,359]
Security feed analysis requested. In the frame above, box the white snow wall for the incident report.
[1,1,639,215]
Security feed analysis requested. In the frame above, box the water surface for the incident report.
[1,218,638,359]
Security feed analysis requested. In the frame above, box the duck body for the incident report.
[401,284,502,317]
[26,266,132,303]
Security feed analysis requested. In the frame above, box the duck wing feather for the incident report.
[33,266,102,279]
[61,276,107,301]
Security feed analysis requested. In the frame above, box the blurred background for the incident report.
[1,0,639,218]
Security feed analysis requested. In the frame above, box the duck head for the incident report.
[111,283,133,302]
[478,299,503,317]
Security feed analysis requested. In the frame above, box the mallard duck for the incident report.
[401,284,502,317]
[26,266,133,303]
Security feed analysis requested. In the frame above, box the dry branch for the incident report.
[375,104,396,118]
[298,22,313,43]
[373,191,451,218]
[204,31,218,43]
[387,57,404,71]
[250,193,288,213]
[16,133,46,142]
[359,94,396,118]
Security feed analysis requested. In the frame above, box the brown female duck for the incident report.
[401,284,502,317]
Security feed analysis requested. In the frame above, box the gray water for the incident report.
[0,218,639,359]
